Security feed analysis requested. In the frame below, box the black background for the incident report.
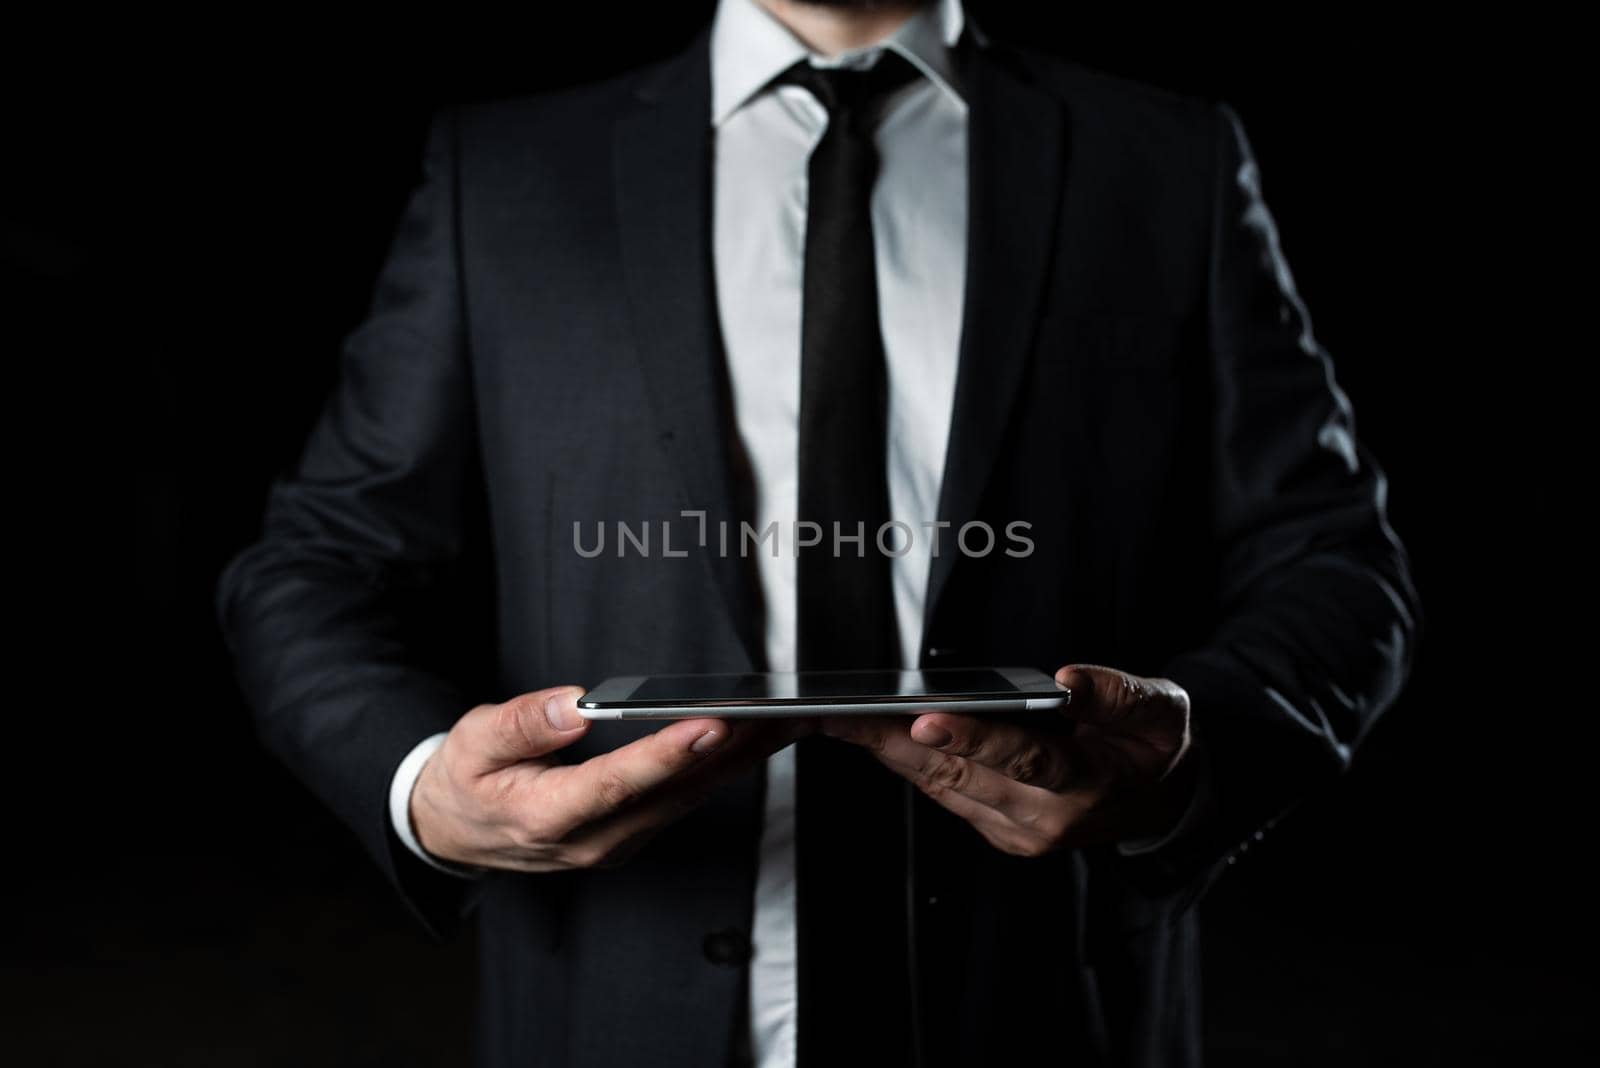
[6,3,1582,1065]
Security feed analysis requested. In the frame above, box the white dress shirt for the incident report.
[389,3,1192,1066]
[708,1,968,1064]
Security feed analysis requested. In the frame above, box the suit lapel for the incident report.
[923,41,1070,637]
[611,28,765,671]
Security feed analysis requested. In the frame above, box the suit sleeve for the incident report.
[1095,101,1423,915]
[214,104,486,941]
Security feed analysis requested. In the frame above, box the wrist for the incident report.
[393,734,488,879]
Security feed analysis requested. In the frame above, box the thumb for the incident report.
[1055,663,1191,772]
[458,684,591,772]
[1053,663,1147,726]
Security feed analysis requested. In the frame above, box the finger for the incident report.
[536,712,815,834]
[908,712,1075,790]
[829,724,1018,838]
[457,685,593,772]
[895,766,1017,841]
[550,717,810,862]
[822,717,1037,821]
[1055,664,1191,778]
[825,720,1100,854]
[1055,664,1185,726]
[1054,664,1131,724]
[533,715,747,827]
[552,777,713,868]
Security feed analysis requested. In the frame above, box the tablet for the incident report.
[577,666,1069,720]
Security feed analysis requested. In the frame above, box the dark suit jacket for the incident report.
[215,20,1420,1068]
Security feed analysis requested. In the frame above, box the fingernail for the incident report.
[690,728,725,754]
[913,723,953,748]
[546,690,583,731]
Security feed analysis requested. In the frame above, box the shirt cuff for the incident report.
[1115,740,1211,857]
[388,732,486,880]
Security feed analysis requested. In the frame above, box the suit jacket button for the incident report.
[703,928,752,966]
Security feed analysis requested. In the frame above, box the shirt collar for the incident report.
[710,0,966,127]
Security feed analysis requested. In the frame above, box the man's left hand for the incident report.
[820,664,1194,857]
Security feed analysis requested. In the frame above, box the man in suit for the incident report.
[215,0,1420,1065]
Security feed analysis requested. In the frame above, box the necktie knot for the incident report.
[773,49,921,130]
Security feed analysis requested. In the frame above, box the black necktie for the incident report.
[780,52,922,1068]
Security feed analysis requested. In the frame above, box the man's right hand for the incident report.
[410,685,805,873]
